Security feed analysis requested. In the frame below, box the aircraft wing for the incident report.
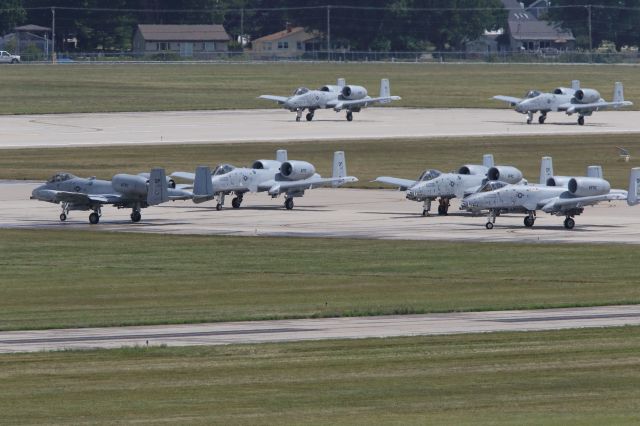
[259,176,358,194]
[542,192,627,212]
[36,189,121,205]
[374,176,416,190]
[259,95,290,104]
[170,171,196,181]
[562,100,633,113]
[326,96,401,110]
[492,95,522,105]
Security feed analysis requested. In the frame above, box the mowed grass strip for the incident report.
[3,133,640,189]
[0,229,638,331]
[2,63,639,114]
[1,327,640,424]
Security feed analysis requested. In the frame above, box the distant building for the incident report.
[0,24,51,58]
[501,0,575,51]
[132,24,230,58]
[251,24,322,59]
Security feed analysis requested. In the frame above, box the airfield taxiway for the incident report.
[4,182,639,244]
[2,108,640,148]
[1,305,639,353]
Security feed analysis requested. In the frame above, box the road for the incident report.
[1,305,639,353]
[1,108,640,148]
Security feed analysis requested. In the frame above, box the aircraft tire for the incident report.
[231,197,241,208]
[422,209,428,216]
[306,113,314,121]
[346,112,353,122]
[538,116,546,124]
[216,203,223,211]
[296,116,301,122]
[526,118,532,124]
[524,216,534,227]
[564,217,575,229]
[59,213,67,222]
[485,222,494,230]
[131,211,142,223]
[89,212,100,224]
[578,116,585,126]
[285,198,294,210]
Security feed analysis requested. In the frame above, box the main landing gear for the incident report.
[231,193,244,209]
[563,216,575,229]
[346,111,353,121]
[538,113,547,124]
[523,211,536,227]
[88,207,102,224]
[306,111,314,121]
[578,116,585,126]
[130,209,142,223]
[284,197,294,210]
[437,198,450,216]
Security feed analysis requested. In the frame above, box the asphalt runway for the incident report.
[4,182,639,244]
[1,305,639,353]
[2,108,640,148]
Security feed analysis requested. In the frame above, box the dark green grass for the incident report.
[1,327,639,424]
[2,133,640,189]
[2,63,639,114]
[1,229,638,331]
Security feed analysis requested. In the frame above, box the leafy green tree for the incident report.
[0,0,26,35]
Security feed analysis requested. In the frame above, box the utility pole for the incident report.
[327,5,331,61]
[240,8,244,41]
[51,7,56,63]
[586,4,592,62]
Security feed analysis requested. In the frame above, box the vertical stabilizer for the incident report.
[571,80,580,91]
[628,167,640,206]
[147,168,169,205]
[276,149,288,163]
[483,154,494,168]
[379,78,391,103]
[337,78,346,87]
[587,165,603,179]
[332,151,346,187]
[193,166,213,199]
[613,82,624,103]
[540,156,553,185]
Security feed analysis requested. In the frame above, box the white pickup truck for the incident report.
[0,51,20,63]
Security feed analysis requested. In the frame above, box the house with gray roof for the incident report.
[133,24,230,58]
[501,0,575,51]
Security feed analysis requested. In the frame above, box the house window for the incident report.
[205,42,215,51]
[157,42,168,51]
[277,41,289,49]
[297,41,303,50]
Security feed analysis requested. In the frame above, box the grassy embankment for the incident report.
[0,229,638,331]
[1,327,639,424]
[2,62,639,114]
[2,133,640,188]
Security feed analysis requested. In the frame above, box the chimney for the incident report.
[286,22,292,33]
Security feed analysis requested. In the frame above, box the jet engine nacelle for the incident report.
[320,85,343,93]
[568,177,610,197]
[575,89,601,103]
[252,160,282,170]
[112,174,149,196]
[280,161,316,180]
[341,85,367,100]
[546,176,572,187]
[487,166,523,184]
[458,165,488,176]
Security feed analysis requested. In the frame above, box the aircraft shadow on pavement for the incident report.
[486,120,609,127]
[178,206,333,213]
[471,223,623,232]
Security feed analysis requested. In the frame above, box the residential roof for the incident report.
[501,0,574,42]
[253,27,317,43]
[15,24,51,32]
[136,25,230,42]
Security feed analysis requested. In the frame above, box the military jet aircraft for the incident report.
[173,150,358,210]
[493,80,632,125]
[374,154,524,216]
[30,169,192,224]
[461,162,627,230]
[628,167,640,206]
[259,78,401,122]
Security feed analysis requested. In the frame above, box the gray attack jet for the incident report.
[259,78,401,122]
[173,150,358,210]
[493,80,632,125]
[375,154,524,216]
[31,169,192,224]
[461,158,627,229]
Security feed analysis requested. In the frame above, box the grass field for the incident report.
[1,327,639,424]
[2,133,640,188]
[1,229,638,331]
[2,63,639,114]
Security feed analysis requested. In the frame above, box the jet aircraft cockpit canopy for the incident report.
[292,87,310,96]
[479,181,509,192]
[524,90,541,99]
[417,169,441,181]
[47,172,76,183]
[211,163,236,176]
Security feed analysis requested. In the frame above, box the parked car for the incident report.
[0,51,20,63]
